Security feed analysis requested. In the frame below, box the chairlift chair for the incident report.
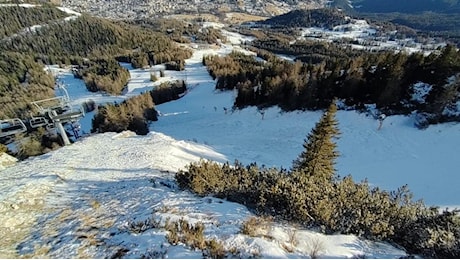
[0,118,27,138]
[47,104,85,123]
[29,117,49,128]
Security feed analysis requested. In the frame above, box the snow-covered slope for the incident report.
[1,21,459,258]
[0,131,408,258]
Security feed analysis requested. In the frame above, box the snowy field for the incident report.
[298,18,445,55]
[1,18,459,258]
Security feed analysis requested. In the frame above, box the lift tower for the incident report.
[31,82,84,145]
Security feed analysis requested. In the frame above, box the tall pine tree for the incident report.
[292,101,340,181]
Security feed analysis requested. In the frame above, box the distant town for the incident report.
[60,0,327,19]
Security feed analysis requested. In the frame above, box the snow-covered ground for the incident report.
[297,18,445,55]
[1,16,459,259]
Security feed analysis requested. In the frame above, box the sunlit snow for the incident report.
[1,10,459,259]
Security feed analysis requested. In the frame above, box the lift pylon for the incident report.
[30,83,85,146]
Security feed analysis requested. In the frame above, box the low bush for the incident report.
[150,80,186,105]
[176,107,460,258]
[0,143,7,153]
[92,92,158,135]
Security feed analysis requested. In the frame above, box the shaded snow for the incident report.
[411,82,432,104]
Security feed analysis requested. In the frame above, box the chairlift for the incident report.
[0,118,27,138]
[42,122,58,137]
[29,117,49,128]
[47,104,85,123]
[31,82,72,115]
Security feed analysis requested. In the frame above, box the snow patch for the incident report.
[411,82,432,104]
[112,130,137,139]
[56,6,81,16]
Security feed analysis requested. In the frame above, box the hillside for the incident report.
[260,8,348,29]
[1,36,459,258]
[346,0,460,13]
[0,4,190,119]
[1,4,460,259]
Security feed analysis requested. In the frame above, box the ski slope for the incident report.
[1,19,459,259]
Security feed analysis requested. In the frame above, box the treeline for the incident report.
[251,37,365,64]
[363,12,460,33]
[360,12,460,47]
[176,103,460,258]
[260,8,349,30]
[204,45,460,123]
[76,58,130,95]
[0,15,192,64]
[0,51,55,119]
[151,80,187,105]
[0,4,67,38]
[127,18,226,45]
[350,0,460,13]
[92,80,187,134]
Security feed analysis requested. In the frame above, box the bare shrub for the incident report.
[0,143,7,153]
[308,237,325,259]
[181,219,206,249]
[128,217,161,234]
[240,217,260,237]
[287,228,298,247]
[140,247,167,259]
[203,239,226,259]
[165,219,180,245]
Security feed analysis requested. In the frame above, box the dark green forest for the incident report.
[344,0,460,13]
[204,44,460,124]
[0,4,67,38]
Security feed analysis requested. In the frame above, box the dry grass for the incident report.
[240,216,273,238]
[281,242,295,253]
[155,205,182,214]
[308,237,325,259]
[18,245,51,259]
[204,239,226,258]
[264,3,287,16]
[224,12,267,24]
[90,200,101,209]
[287,228,298,246]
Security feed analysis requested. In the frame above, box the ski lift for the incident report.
[29,116,49,128]
[32,83,84,124]
[30,83,84,146]
[47,105,85,123]
[45,123,56,132]
[0,118,27,138]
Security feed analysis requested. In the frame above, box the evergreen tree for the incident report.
[292,102,340,181]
